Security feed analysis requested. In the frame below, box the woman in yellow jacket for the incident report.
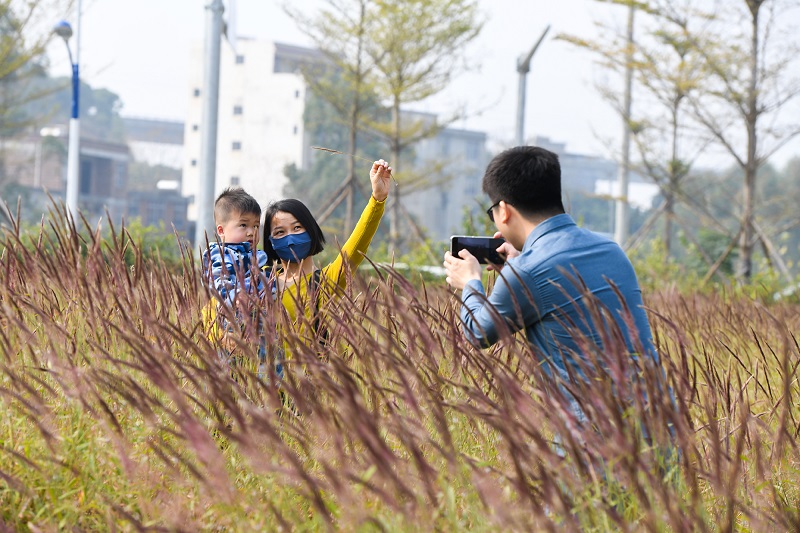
[261,159,392,377]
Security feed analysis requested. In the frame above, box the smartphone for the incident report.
[450,235,506,265]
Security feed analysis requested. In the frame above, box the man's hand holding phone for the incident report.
[444,248,482,290]
[445,233,518,289]
[486,231,518,271]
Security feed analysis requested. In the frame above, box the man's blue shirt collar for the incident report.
[524,213,576,250]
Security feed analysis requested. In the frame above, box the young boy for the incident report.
[202,187,271,377]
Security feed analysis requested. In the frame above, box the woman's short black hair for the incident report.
[262,198,326,263]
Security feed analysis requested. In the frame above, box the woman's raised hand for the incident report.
[370,159,392,202]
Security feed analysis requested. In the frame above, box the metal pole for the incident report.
[614,5,635,248]
[515,65,527,146]
[515,25,550,146]
[34,137,42,188]
[195,0,225,249]
[65,0,81,220]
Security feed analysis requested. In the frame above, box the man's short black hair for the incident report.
[482,146,565,217]
[214,187,262,224]
[262,199,326,263]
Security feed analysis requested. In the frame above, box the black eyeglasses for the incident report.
[486,200,501,222]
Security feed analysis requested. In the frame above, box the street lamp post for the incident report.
[515,25,550,147]
[614,5,635,248]
[53,2,81,220]
[195,0,225,249]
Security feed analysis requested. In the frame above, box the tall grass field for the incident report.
[0,210,798,531]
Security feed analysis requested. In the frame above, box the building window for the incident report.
[193,88,201,97]
[80,160,92,194]
[230,176,240,186]
[191,159,197,167]
[466,141,480,161]
[192,124,199,131]
[441,138,451,156]
[232,141,242,151]
[114,162,126,191]
[295,89,300,98]
[147,203,161,225]
[293,126,298,135]
[235,55,245,64]
[275,57,300,73]
[233,105,243,115]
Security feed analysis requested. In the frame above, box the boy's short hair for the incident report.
[262,198,326,263]
[482,146,565,217]
[214,187,262,223]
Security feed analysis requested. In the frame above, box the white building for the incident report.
[183,40,320,218]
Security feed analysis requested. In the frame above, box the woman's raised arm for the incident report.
[324,160,392,287]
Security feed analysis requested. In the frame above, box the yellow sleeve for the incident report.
[322,195,386,288]
[202,301,222,342]
[278,197,385,360]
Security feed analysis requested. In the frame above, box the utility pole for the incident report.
[195,0,225,249]
[515,25,550,147]
[52,0,82,221]
[614,5,635,248]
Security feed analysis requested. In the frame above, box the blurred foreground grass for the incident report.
[0,211,798,531]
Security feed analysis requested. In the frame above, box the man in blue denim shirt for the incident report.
[444,146,657,403]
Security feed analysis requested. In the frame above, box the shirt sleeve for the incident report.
[460,263,542,348]
[207,247,263,305]
[204,246,234,302]
[323,195,386,288]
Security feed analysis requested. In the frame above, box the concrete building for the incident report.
[126,185,189,234]
[535,136,658,210]
[183,37,495,245]
[403,123,491,242]
[178,36,660,244]
[1,129,130,224]
[183,39,320,219]
[123,117,191,235]
[2,128,66,193]
[1,119,194,234]
[124,117,184,169]
[77,137,130,221]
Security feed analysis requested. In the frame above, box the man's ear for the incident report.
[497,201,513,224]
[216,224,224,238]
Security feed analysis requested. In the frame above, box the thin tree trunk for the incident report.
[345,180,354,231]
[665,100,681,258]
[664,192,674,256]
[753,220,793,284]
[344,0,367,232]
[737,0,761,281]
[389,97,401,252]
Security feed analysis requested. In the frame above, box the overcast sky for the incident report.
[47,0,800,167]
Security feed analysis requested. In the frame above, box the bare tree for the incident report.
[284,0,379,232]
[0,0,77,132]
[626,1,712,256]
[561,0,710,257]
[565,0,800,282]
[683,0,800,280]
[0,0,74,193]
[364,0,483,251]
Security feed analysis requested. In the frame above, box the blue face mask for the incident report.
[270,231,312,262]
